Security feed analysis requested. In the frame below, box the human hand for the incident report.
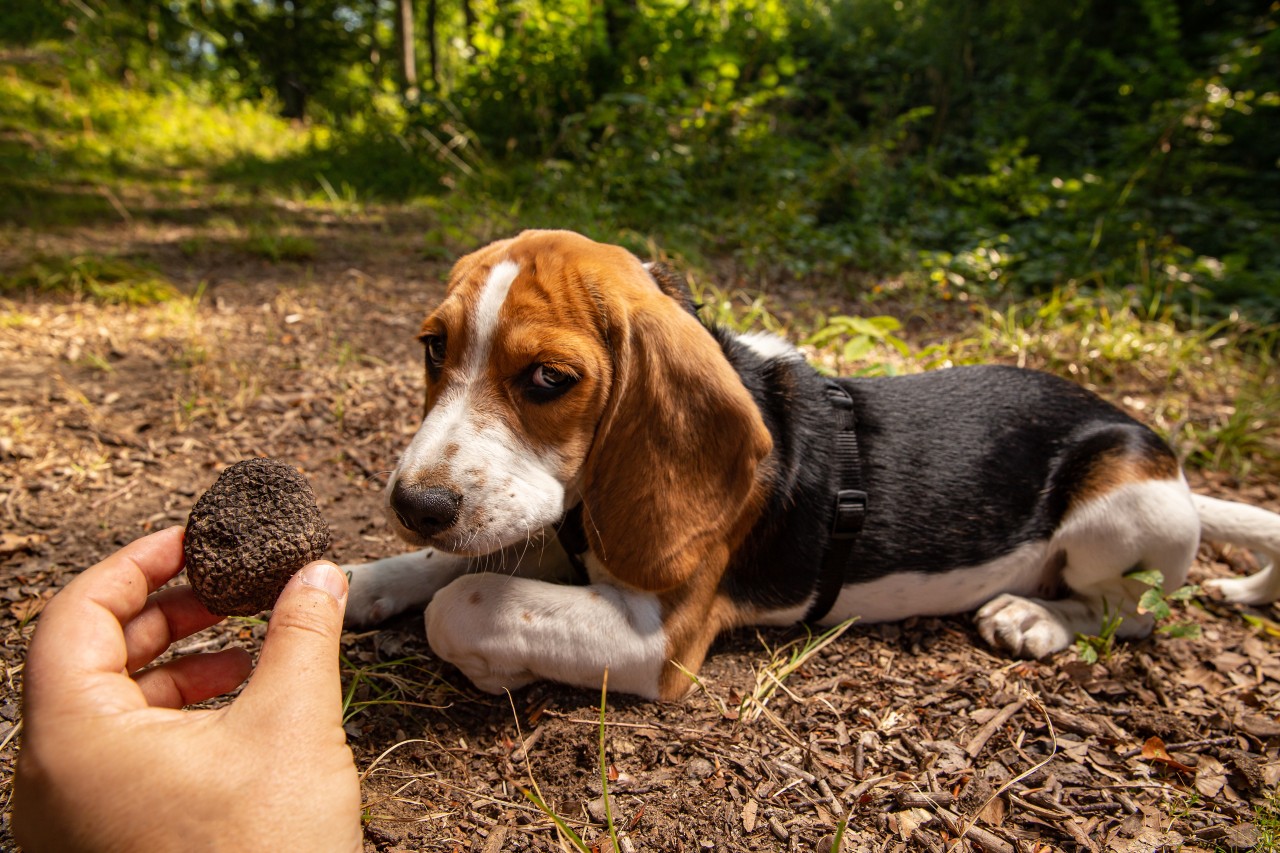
[12,526,363,853]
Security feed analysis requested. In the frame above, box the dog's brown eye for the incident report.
[532,365,572,389]
[423,335,446,369]
[526,364,579,402]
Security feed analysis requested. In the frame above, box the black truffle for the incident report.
[184,458,331,616]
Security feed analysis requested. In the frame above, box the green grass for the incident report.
[0,48,312,227]
[340,655,452,725]
[1256,787,1280,852]
[0,254,178,305]
[241,224,318,263]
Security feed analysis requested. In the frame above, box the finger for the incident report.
[123,586,224,674]
[24,527,188,718]
[133,648,253,709]
[237,562,348,726]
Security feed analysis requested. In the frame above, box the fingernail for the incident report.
[298,561,347,601]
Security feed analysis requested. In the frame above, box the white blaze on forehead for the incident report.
[465,259,520,372]
[407,259,521,453]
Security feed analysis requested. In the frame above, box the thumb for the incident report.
[238,561,348,723]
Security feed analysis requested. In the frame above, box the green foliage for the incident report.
[1184,341,1280,479]
[0,0,67,44]
[0,49,311,227]
[3,0,1278,320]
[1257,786,1280,851]
[804,315,910,367]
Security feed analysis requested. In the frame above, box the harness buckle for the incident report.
[825,381,853,410]
[830,489,867,539]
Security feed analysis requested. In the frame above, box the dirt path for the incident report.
[1,215,1278,851]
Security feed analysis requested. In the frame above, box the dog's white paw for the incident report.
[975,594,1074,659]
[344,582,396,628]
[425,576,535,694]
[343,562,413,628]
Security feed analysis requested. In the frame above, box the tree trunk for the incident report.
[394,0,418,95]
[425,0,438,90]
[461,0,477,55]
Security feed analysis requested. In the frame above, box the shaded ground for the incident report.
[1,209,1279,852]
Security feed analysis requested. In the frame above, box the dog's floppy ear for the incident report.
[580,278,772,593]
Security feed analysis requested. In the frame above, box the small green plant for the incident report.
[1185,349,1280,479]
[692,282,785,334]
[803,314,911,367]
[1128,568,1202,640]
[1075,569,1201,663]
[509,689,592,851]
[1255,785,1280,851]
[1075,600,1124,665]
[830,819,848,853]
[596,670,621,852]
[511,671,624,851]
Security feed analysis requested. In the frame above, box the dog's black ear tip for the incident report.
[644,261,700,314]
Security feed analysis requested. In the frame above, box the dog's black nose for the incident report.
[390,482,462,537]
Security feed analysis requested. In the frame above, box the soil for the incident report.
[1,211,1278,852]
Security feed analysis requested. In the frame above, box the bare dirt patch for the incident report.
[1,216,1278,851]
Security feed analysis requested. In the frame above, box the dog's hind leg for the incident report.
[976,478,1200,658]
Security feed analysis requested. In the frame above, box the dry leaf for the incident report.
[977,795,1006,827]
[0,532,46,556]
[894,808,932,840]
[1194,755,1228,798]
[1141,737,1196,774]
[741,799,758,833]
[10,591,53,622]
[1237,715,1280,739]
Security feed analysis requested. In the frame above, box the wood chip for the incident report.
[966,700,1025,758]
[935,807,1015,853]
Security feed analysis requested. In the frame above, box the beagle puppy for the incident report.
[345,230,1280,701]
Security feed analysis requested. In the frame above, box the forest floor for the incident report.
[1,197,1279,853]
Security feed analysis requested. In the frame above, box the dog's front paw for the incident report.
[343,563,406,628]
[975,594,1073,659]
[425,576,536,693]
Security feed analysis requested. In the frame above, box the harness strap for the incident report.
[804,380,868,624]
[557,503,591,584]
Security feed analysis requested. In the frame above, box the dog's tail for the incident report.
[1194,494,1280,604]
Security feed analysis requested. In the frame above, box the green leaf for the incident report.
[1138,587,1171,620]
[1125,568,1164,589]
[843,336,874,361]
[1158,622,1202,639]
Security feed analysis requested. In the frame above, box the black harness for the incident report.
[803,380,868,623]
[558,503,592,584]
[555,378,869,621]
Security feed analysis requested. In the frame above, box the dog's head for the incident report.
[388,230,772,591]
